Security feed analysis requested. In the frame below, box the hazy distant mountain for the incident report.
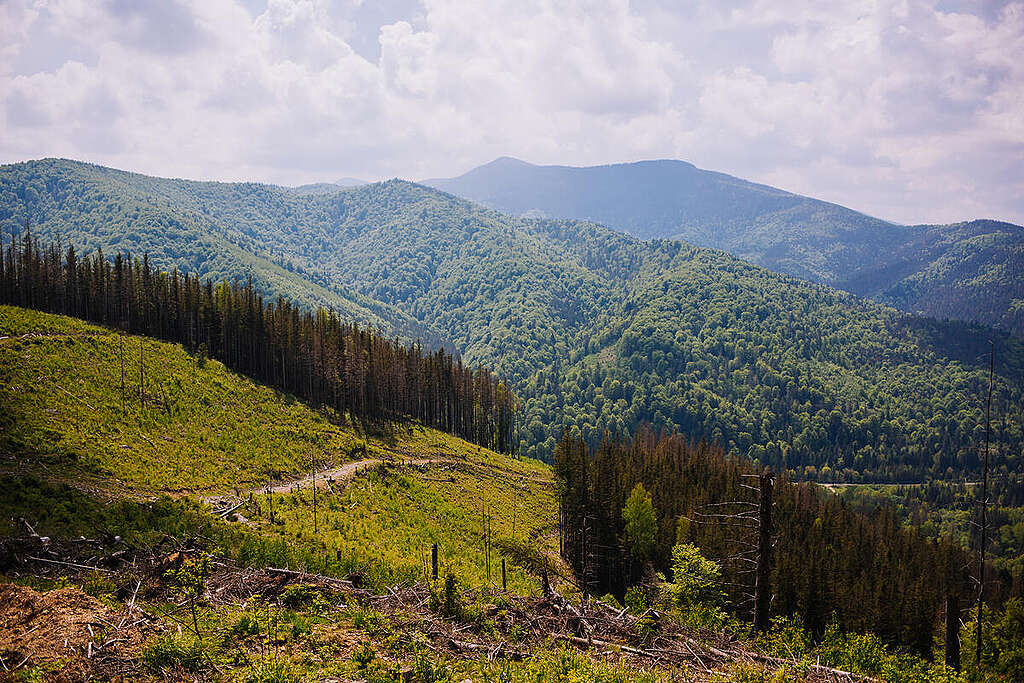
[426,157,1024,336]
[288,177,368,195]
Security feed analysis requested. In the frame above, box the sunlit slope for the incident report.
[0,306,529,495]
[0,305,559,592]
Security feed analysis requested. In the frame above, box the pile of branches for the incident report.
[359,582,877,682]
[2,527,875,682]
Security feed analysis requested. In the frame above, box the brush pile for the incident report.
[0,530,876,682]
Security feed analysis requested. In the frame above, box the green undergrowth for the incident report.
[132,597,672,683]
[247,458,557,591]
[0,475,289,568]
[0,305,509,494]
[1,472,970,682]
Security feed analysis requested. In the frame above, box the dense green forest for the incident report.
[4,159,1023,480]
[0,233,515,452]
[0,159,441,346]
[840,475,1024,583]
[427,157,1024,336]
[553,428,1013,658]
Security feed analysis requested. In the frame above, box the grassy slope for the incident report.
[1,305,366,494]
[0,305,557,592]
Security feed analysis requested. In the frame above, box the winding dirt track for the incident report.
[0,331,105,344]
[202,457,443,505]
[261,457,441,495]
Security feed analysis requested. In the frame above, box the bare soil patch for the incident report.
[0,582,155,681]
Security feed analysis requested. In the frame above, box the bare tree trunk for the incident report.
[432,543,439,583]
[946,592,960,671]
[754,470,774,632]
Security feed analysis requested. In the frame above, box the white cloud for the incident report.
[0,0,1021,224]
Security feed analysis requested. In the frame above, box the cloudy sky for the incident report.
[2,0,1022,225]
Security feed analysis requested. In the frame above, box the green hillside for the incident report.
[0,305,555,591]
[426,157,1024,336]
[1,305,409,494]
[0,159,444,346]
[0,306,992,683]
[3,160,1023,481]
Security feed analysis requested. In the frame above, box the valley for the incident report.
[4,2,1022,680]
[3,159,1022,477]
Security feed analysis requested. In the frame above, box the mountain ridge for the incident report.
[425,157,1024,336]
[0,157,449,348]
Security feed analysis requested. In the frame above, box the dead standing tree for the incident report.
[754,470,774,632]
[688,469,775,630]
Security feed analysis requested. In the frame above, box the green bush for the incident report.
[280,584,321,609]
[429,574,463,619]
[140,633,206,673]
[668,543,722,609]
[231,612,261,638]
[352,641,375,670]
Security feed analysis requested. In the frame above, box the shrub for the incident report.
[232,612,261,637]
[430,574,463,619]
[141,633,206,673]
[280,583,321,609]
[352,641,375,670]
[668,543,722,609]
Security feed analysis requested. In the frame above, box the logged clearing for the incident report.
[0,308,886,681]
[0,305,528,497]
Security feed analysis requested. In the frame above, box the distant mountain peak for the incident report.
[335,177,368,187]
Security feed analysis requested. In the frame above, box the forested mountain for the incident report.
[3,159,1023,481]
[0,236,515,452]
[426,157,1024,336]
[0,159,441,346]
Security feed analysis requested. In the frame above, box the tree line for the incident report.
[552,428,1017,657]
[0,230,516,452]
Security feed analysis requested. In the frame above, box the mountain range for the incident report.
[426,157,1024,336]
[2,157,1022,481]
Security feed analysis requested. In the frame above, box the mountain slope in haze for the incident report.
[3,159,1023,482]
[425,157,1024,336]
[0,159,443,346]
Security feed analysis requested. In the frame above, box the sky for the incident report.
[1,0,1022,225]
